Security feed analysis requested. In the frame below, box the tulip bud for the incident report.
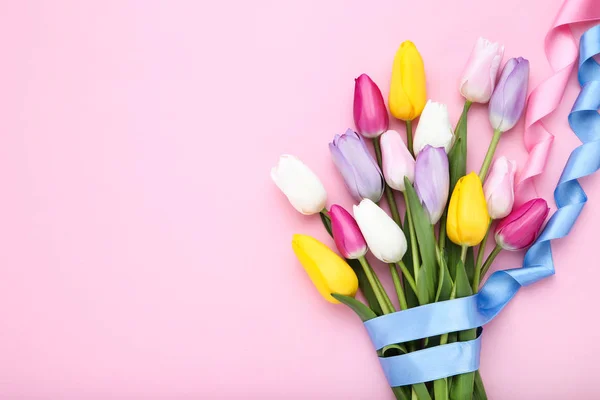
[271,155,327,215]
[459,37,504,103]
[353,74,389,138]
[413,100,454,156]
[489,57,530,132]
[389,41,427,121]
[353,199,407,263]
[329,129,384,202]
[380,130,415,191]
[447,172,490,246]
[483,157,517,219]
[495,198,549,251]
[292,234,359,303]
[329,205,368,259]
[414,146,449,224]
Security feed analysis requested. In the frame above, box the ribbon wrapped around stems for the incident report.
[365,24,600,387]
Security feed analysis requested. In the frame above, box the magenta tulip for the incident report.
[329,205,368,259]
[353,74,389,139]
[495,198,549,251]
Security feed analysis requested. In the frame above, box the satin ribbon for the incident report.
[366,24,600,387]
[516,0,600,199]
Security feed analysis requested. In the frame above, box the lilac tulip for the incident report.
[495,198,549,251]
[329,129,384,202]
[380,129,415,192]
[489,57,530,132]
[329,205,368,259]
[414,146,449,224]
[353,74,389,138]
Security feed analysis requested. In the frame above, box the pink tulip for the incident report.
[495,198,549,251]
[353,74,389,138]
[459,37,504,103]
[329,205,368,259]
[483,157,517,219]
[380,130,415,192]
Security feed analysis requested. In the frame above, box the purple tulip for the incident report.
[414,145,449,224]
[329,205,368,259]
[329,129,384,202]
[353,74,389,139]
[489,57,530,132]
[495,198,549,251]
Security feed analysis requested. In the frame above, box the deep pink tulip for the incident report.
[329,204,368,259]
[353,74,389,138]
[495,198,549,251]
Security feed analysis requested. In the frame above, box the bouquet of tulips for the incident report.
[271,38,550,400]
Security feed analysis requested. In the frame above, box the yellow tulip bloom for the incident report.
[292,234,359,303]
[389,41,427,121]
[447,172,490,246]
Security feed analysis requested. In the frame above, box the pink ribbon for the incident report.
[516,0,600,198]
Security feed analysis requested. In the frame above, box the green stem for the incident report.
[480,245,502,278]
[358,256,393,314]
[473,224,491,293]
[460,245,468,265]
[478,128,502,181]
[406,120,414,156]
[403,190,421,280]
[389,264,408,310]
[438,212,447,251]
[373,138,402,228]
[397,261,418,295]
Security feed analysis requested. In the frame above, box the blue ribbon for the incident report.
[366,24,600,387]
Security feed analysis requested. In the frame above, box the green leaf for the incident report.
[331,293,377,322]
[382,343,407,357]
[319,212,333,236]
[392,386,411,400]
[435,254,453,302]
[434,378,449,400]
[320,217,383,316]
[417,267,431,305]
[473,371,488,400]
[413,383,433,400]
[450,259,476,400]
[465,247,475,284]
[404,177,437,302]
[402,211,419,309]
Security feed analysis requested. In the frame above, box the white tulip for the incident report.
[413,100,454,156]
[271,155,327,215]
[353,199,407,263]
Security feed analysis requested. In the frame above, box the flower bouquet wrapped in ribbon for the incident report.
[271,21,600,400]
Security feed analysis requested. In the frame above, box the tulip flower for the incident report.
[271,155,327,215]
[292,234,359,304]
[459,37,504,103]
[489,57,530,133]
[414,146,449,224]
[353,74,389,139]
[413,100,454,156]
[353,199,407,263]
[389,41,427,121]
[329,129,384,202]
[483,157,517,219]
[447,172,490,246]
[329,205,368,260]
[380,130,415,192]
[479,57,530,181]
[495,198,549,251]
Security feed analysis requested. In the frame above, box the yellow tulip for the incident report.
[291,234,359,303]
[389,41,427,121]
[447,172,490,246]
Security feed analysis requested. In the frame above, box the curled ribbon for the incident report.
[516,0,600,198]
[365,24,600,387]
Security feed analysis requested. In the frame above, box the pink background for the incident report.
[0,0,597,399]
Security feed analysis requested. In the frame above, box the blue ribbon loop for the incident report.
[366,24,600,386]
